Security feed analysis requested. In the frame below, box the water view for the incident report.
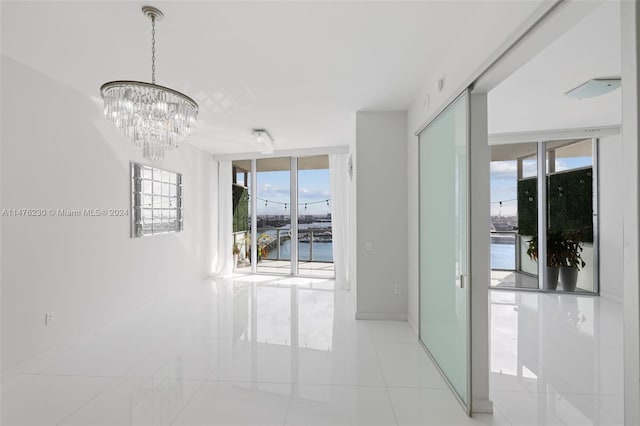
[491,242,516,270]
[262,222,334,262]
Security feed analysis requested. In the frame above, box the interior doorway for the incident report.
[490,139,599,294]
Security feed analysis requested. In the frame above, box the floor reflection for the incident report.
[224,276,335,350]
[490,290,623,425]
[1,277,623,425]
[217,277,337,385]
[491,270,538,289]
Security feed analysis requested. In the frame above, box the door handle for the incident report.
[457,274,466,289]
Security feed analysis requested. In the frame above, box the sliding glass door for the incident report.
[232,155,336,277]
[419,91,470,412]
[256,157,292,274]
[297,155,334,278]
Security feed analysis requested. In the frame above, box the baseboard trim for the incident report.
[355,312,407,321]
[407,315,419,336]
[472,398,494,414]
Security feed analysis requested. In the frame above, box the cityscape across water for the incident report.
[255,217,519,268]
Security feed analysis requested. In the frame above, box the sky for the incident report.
[256,169,331,216]
[490,156,593,217]
[251,156,592,218]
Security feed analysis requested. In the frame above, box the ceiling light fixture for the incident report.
[100,6,198,160]
[564,78,621,100]
[252,129,274,154]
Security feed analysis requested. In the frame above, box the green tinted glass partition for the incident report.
[419,92,470,412]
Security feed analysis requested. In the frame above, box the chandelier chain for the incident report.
[151,15,156,84]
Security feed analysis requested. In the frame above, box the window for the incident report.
[131,163,183,237]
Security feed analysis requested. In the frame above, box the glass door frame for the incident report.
[535,138,600,293]
[248,156,334,278]
[249,157,298,276]
[417,89,472,415]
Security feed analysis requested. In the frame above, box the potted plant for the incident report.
[526,230,564,290]
[257,233,271,263]
[232,244,240,267]
[557,230,586,292]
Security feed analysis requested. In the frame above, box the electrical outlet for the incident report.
[394,284,401,295]
[44,312,54,325]
[365,241,374,252]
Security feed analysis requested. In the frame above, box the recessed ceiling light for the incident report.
[565,78,621,100]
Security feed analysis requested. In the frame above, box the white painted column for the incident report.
[621,1,640,423]
[469,92,492,414]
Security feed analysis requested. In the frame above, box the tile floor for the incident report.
[1,276,623,425]
[489,290,623,425]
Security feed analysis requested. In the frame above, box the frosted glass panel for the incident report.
[419,92,469,409]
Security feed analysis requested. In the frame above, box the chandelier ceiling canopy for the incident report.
[252,129,274,154]
[100,6,198,160]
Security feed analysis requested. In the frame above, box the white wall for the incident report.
[355,111,407,320]
[599,134,624,300]
[621,2,640,422]
[469,93,492,412]
[349,138,358,306]
[0,56,217,370]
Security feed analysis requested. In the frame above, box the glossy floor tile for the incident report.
[173,381,292,426]
[286,384,397,426]
[1,276,624,425]
[60,377,203,426]
[1,374,114,426]
[388,387,511,426]
[490,290,624,425]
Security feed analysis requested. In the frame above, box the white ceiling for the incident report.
[2,0,548,155]
[488,0,621,135]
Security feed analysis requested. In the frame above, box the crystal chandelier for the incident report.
[100,6,198,160]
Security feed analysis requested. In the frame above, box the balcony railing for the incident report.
[233,227,333,264]
[490,230,519,271]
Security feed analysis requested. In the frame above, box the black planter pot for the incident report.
[545,267,559,290]
[560,267,578,291]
